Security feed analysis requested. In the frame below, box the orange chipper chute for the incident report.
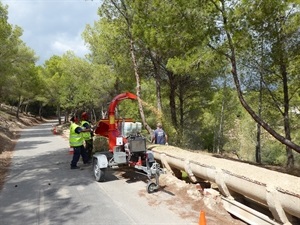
[94,92,137,152]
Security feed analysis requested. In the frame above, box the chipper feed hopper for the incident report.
[93,92,163,193]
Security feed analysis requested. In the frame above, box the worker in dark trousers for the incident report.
[69,116,90,169]
[80,112,93,162]
[151,122,168,145]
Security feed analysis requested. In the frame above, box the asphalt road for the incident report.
[0,120,197,225]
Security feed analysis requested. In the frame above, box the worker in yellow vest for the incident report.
[69,116,90,169]
[81,112,94,162]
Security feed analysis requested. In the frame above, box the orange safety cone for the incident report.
[198,210,207,225]
[69,147,74,155]
[136,156,142,166]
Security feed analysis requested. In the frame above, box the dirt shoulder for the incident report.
[0,106,44,190]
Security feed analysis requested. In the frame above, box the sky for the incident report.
[2,0,101,65]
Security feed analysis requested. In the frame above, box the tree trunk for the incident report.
[149,50,163,112]
[167,70,177,127]
[129,38,152,135]
[38,102,43,120]
[24,103,28,115]
[228,46,300,154]
[177,84,184,146]
[57,105,61,125]
[256,75,262,164]
[216,78,226,154]
[16,95,23,119]
[110,0,152,134]
[218,0,300,155]
[281,63,294,168]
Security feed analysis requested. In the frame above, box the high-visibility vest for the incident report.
[69,123,84,147]
[81,120,92,140]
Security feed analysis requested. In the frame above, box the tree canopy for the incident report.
[1,0,300,168]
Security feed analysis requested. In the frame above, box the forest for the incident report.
[0,0,300,169]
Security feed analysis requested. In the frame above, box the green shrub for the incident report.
[261,141,286,166]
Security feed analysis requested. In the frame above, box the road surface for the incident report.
[0,120,197,225]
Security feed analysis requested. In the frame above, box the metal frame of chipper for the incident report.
[92,92,164,193]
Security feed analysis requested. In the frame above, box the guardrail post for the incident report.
[184,160,197,183]
[215,168,232,199]
[266,185,292,225]
[160,153,174,175]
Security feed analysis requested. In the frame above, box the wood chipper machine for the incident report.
[92,92,164,193]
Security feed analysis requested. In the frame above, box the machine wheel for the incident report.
[147,181,158,193]
[94,159,106,182]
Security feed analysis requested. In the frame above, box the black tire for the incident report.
[93,159,106,182]
[147,181,157,193]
